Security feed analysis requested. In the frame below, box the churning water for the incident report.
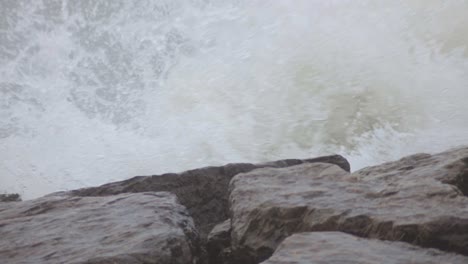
[1,0,468,199]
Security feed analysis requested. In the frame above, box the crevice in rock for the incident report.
[441,157,468,196]
[456,157,468,196]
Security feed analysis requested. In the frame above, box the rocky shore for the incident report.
[1,147,468,263]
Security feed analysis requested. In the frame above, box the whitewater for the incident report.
[1,0,468,199]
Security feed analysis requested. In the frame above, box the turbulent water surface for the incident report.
[1,0,468,199]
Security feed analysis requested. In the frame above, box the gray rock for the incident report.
[262,232,468,264]
[354,146,468,195]
[0,192,199,264]
[69,155,349,239]
[206,219,231,264]
[229,147,468,263]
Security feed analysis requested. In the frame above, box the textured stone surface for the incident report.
[206,219,231,264]
[262,232,468,264]
[69,155,349,238]
[229,147,468,263]
[0,192,199,264]
[354,146,468,196]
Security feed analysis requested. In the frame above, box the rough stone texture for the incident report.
[0,192,199,264]
[206,219,231,264]
[0,193,21,202]
[354,146,468,196]
[69,155,349,238]
[229,147,468,263]
[262,232,468,264]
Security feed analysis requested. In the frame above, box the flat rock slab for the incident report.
[262,232,468,264]
[229,147,468,263]
[354,146,468,195]
[0,192,199,264]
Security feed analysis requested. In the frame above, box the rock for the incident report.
[206,219,231,264]
[229,147,468,263]
[69,155,349,239]
[0,193,21,202]
[0,192,200,264]
[229,162,350,263]
[262,232,468,264]
[354,146,468,195]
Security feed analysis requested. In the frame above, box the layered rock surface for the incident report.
[229,147,468,263]
[262,232,468,264]
[0,192,199,264]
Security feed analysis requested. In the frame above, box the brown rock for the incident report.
[229,147,468,263]
[262,232,468,264]
[69,155,349,238]
[0,192,199,264]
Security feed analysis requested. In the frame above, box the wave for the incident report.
[1,0,468,199]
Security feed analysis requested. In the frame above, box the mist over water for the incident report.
[1,0,468,199]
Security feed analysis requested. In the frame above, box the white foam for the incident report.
[1,0,468,199]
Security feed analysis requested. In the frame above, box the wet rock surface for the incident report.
[0,192,199,264]
[69,155,349,238]
[229,147,468,263]
[261,232,468,264]
[3,147,468,264]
